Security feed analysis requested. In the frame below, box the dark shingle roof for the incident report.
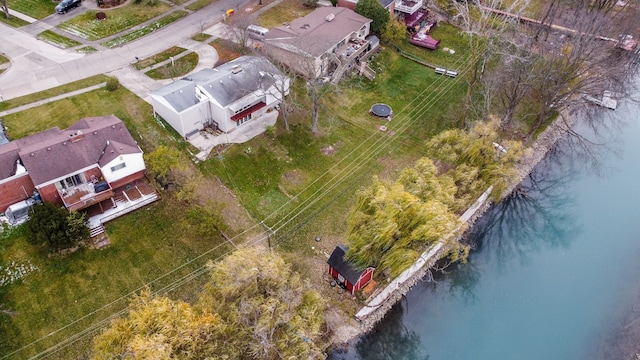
[0,142,20,180]
[1,115,140,186]
[327,245,366,285]
[151,56,282,111]
[264,7,372,57]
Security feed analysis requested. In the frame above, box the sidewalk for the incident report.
[0,83,106,117]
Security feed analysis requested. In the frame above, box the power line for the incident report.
[12,52,475,359]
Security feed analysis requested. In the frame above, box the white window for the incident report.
[110,163,126,172]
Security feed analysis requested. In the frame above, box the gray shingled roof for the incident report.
[0,142,20,180]
[151,56,282,111]
[263,7,372,57]
[149,80,198,113]
[2,115,141,186]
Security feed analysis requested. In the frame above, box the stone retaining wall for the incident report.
[339,115,573,341]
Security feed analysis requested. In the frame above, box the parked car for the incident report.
[55,0,81,14]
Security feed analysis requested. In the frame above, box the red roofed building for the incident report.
[327,245,374,295]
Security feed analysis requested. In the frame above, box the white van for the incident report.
[247,25,269,38]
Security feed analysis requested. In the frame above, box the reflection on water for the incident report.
[330,103,640,360]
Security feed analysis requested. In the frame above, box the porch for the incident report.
[60,182,114,212]
[86,181,160,236]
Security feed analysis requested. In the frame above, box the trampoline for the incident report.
[370,103,393,118]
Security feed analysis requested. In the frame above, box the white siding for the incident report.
[101,153,145,184]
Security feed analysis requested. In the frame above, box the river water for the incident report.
[330,100,640,360]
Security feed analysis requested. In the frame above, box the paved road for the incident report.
[0,0,252,100]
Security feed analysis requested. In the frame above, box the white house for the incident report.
[150,56,290,139]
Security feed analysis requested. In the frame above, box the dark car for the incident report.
[55,0,81,14]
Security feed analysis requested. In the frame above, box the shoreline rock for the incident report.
[327,114,574,348]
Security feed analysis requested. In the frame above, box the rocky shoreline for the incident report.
[328,114,575,349]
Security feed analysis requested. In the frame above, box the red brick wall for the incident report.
[108,170,145,190]
[38,183,63,207]
[0,175,35,213]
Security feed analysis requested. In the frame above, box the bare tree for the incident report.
[224,11,256,53]
[449,0,528,125]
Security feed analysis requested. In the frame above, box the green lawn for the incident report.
[57,2,172,40]
[101,10,188,48]
[145,52,199,79]
[37,30,82,49]
[0,22,472,359]
[0,13,29,27]
[201,46,469,255]
[0,75,108,114]
[256,0,315,28]
[0,86,233,358]
[7,0,54,19]
[133,46,187,70]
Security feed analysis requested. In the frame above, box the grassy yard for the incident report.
[256,0,315,28]
[132,46,187,70]
[0,75,108,114]
[0,13,472,359]
[145,52,199,79]
[0,13,29,27]
[0,83,258,357]
[57,2,172,40]
[37,30,82,49]
[101,10,188,48]
[7,0,54,19]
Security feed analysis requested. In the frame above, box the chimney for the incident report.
[231,65,242,74]
[69,130,84,142]
[326,13,335,22]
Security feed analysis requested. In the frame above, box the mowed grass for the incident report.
[37,30,82,49]
[7,0,55,19]
[145,52,199,79]
[256,0,315,28]
[201,44,469,245]
[0,86,233,358]
[0,75,108,114]
[101,10,188,48]
[57,2,172,40]
[133,46,187,70]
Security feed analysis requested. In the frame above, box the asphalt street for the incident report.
[0,0,252,100]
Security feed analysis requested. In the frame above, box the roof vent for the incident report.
[231,65,243,74]
[326,13,335,22]
[301,23,310,29]
[47,147,51,151]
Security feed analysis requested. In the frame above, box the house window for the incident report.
[56,173,86,190]
[110,163,126,172]
[236,113,252,126]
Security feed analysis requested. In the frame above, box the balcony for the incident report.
[59,182,115,212]
[395,0,422,14]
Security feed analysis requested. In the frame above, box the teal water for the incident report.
[331,101,640,360]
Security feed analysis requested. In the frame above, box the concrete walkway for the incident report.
[0,83,106,117]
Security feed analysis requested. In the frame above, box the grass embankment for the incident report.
[37,30,82,49]
[145,52,199,79]
[0,17,471,358]
[57,2,172,40]
[7,0,54,19]
[133,46,187,70]
[255,0,315,28]
[0,83,256,358]
[101,10,188,48]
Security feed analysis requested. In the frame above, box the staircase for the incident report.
[90,224,105,237]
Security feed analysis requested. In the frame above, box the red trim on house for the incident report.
[231,102,266,121]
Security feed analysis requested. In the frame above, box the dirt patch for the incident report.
[321,145,337,156]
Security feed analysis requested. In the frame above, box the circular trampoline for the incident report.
[370,103,393,118]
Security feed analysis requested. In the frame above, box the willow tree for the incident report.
[425,117,525,202]
[93,248,327,359]
[345,160,462,278]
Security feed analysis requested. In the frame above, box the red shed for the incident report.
[327,245,374,295]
